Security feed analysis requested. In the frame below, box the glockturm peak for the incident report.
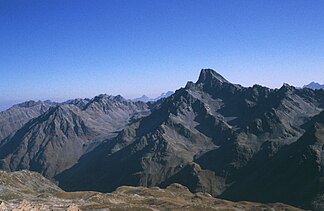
[197,69,229,84]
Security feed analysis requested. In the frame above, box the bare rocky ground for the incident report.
[0,170,301,211]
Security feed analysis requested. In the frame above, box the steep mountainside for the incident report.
[56,69,324,210]
[0,170,300,211]
[220,110,324,210]
[0,95,150,179]
[0,100,52,141]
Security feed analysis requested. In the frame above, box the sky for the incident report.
[1,0,324,110]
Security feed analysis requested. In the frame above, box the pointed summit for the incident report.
[14,100,43,108]
[197,69,229,84]
[112,95,127,102]
[303,82,324,90]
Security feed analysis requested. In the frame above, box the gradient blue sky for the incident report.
[1,0,324,110]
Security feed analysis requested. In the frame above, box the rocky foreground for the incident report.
[0,170,301,211]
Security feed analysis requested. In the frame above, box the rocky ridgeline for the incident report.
[0,170,300,211]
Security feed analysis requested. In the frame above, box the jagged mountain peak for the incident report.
[278,83,297,95]
[281,83,294,89]
[13,100,44,108]
[197,69,229,84]
[193,69,245,96]
[113,94,127,102]
[44,104,75,118]
[93,94,111,100]
[90,94,127,104]
[64,98,91,109]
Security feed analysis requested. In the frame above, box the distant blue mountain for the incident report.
[303,82,324,90]
[131,95,151,103]
[154,91,174,101]
[131,91,174,102]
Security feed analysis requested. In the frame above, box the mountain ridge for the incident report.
[55,69,324,210]
[0,95,151,179]
[1,69,324,210]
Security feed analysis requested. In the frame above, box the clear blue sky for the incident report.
[1,0,324,110]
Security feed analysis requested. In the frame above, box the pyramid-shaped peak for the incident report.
[112,95,127,102]
[280,83,295,91]
[197,69,228,84]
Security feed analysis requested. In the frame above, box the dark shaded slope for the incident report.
[155,70,324,197]
[220,110,324,210]
[57,69,324,196]
[195,83,323,186]
[57,87,221,191]
[159,162,226,196]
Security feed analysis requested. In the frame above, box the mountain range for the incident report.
[1,69,324,210]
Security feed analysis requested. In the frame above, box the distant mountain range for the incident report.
[303,82,324,90]
[131,91,174,102]
[1,69,324,210]
[0,92,174,112]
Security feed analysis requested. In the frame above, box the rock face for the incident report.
[0,170,300,211]
[1,69,324,210]
[220,110,324,209]
[0,100,52,141]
